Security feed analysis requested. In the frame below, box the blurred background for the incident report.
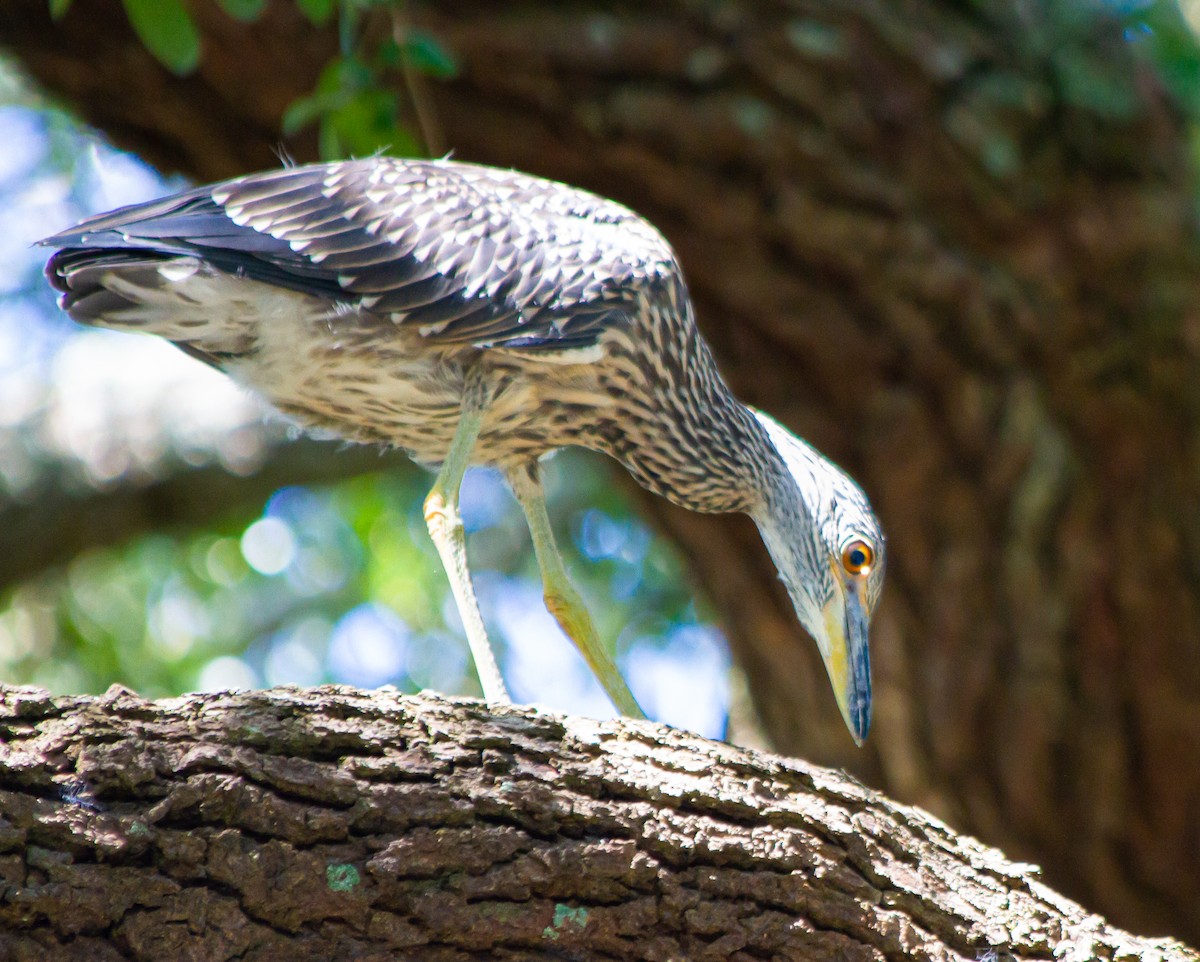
[1,0,1199,946]
[0,61,730,735]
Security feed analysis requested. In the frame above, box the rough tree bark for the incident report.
[0,683,1195,962]
[1,0,1198,944]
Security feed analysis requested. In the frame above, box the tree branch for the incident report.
[0,437,407,590]
[0,684,1193,961]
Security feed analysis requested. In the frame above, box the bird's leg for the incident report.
[424,408,510,704]
[504,463,646,720]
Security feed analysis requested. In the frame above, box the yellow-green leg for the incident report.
[504,463,646,719]
[424,409,510,704]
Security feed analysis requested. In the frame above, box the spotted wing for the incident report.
[42,158,679,354]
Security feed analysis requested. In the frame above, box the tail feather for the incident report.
[48,250,175,313]
[46,249,268,359]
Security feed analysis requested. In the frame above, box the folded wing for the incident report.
[43,158,678,355]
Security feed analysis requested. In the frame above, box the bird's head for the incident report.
[749,410,885,745]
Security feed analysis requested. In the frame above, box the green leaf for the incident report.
[284,55,384,142]
[314,54,374,95]
[382,124,421,158]
[49,0,74,21]
[217,0,268,22]
[281,91,344,135]
[377,38,403,69]
[324,88,411,157]
[318,117,343,161]
[295,0,336,26]
[401,30,458,78]
[1126,0,1200,118]
[122,0,201,75]
[281,95,323,136]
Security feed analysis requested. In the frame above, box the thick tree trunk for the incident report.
[1,0,1198,944]
[0,683,1194,962]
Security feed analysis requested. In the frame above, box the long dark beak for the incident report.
[819,579,873,745]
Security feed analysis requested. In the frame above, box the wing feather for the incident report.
[42,157,679,352]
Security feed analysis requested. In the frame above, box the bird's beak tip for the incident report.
[820,580,873,747]
[848,700,871,747]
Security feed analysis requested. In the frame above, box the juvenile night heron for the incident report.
[42,158,885,742]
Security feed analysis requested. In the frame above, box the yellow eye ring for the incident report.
[841,539,875,575]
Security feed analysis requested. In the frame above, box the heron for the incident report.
[42,158,885,742]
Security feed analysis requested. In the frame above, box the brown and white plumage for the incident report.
[43,157,885,741]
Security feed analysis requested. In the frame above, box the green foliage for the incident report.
[392,31,459,79]
[283,55,421,158]
[282,6,458,159]
[0,456,711,710]
[1125,0,1200,116]
[217,0,270,22]
[1039,1,1200,120]
[121,0,201,75]
[296,0,338,26]
[47,0,457,159]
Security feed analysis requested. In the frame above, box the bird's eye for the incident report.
[841,539,875,575]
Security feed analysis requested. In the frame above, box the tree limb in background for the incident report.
[0,437,401,591]
[0,684,1194,962]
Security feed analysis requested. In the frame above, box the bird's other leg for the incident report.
[423,407,510,704]
[504,462,646,720]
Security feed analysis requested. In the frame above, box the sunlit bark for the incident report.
[1,685,1195,962]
